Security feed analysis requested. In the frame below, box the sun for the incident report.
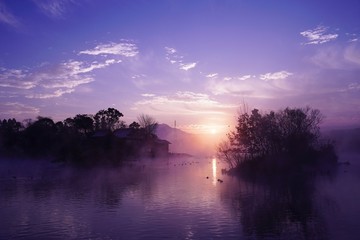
[210,128,217,134]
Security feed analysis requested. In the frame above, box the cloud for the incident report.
[347,82,360,91]
[206,71,295,98]
[32,0,76,18]
[344,43,360,66]
[179,62,197,71]
[0,68,35,89]
[0,102,39,116]
[260,71,293,81]
[131,74,147,79]
[238,75,252,81]
[0,1,21,28]
[0,58,119,99]
[310,43,360,69]
[26,89,75,99]
[131,75,162,89]
[206,73,218,78]
[79,42,139,57]
[141,93,155,97]
[31,60,105,89]
[165,47,177,54]
[346,33,359,43]
[164,46,197,71]
[134,91,235,115]
[300,25,338,45]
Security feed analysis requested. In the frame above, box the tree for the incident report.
[129,121,140,129]
[22,117,57,156]
[94,108,124,131]
[277,107,322,154]
[219,106,333,169]
[137,114,158,138]
[0,118,23,150]
[73,114,94,135]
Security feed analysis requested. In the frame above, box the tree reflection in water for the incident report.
[226,168,337,240]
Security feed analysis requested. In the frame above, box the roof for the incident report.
[92,129,111,137]
[113,128,132,138]
[154,139,171,145]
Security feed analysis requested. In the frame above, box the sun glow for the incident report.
[204,125,224,135]
[212,158,217,186]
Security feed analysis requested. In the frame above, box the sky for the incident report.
[0,0,360,136]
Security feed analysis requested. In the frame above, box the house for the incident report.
[151,139,171,158]
[113,128,171,158]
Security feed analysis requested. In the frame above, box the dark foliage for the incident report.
[218,106,337,173]
[0,118,23,154]
[94,108,124,131]
[0,109,163,166]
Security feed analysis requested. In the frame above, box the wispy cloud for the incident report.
[134,91,234,115]
[79,41,139,57]
[347,82,360,91]
[238,75,252,81]
[346,33,359,43]
[206,71,294,98]
[206,73,218,78]
[0,68,35,89]
[32,0,76,18]
[0,102,39,116]
[300,25,338,45]
[344,43,360,66]
[0,58,119,99]
[165,46,197,71]
[310,43,360,69]
[141,93,155,97]
[26,89,75,99]
[165,47,176,55]
[130,74,163,89]
[0,1,21,28]
[179,62,197,71]
[260,71,293,81]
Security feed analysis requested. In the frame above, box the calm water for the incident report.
[0,154,359,240]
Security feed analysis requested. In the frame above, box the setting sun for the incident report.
[210,128,217,134]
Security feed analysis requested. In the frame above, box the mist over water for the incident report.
[1,153,360,239]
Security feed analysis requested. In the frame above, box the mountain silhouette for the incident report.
[156,124,216,156]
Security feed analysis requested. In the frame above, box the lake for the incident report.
[1,154,360,240]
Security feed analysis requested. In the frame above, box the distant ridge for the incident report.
[327,127,360,153]
[156,123,192,140]
[156,123,216,156]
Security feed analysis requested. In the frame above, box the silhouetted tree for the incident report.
[219,106,336,170]
[94,108,123,131]
[64,117,75,128]
[137,114,158,139]
[73,114,94,135]
[129,121,140,129]
[0,118,23,152]
[114,120,127,129]
[277,107,322,155]
[22,117,57,156]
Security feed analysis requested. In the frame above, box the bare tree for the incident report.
[137,114,158,138]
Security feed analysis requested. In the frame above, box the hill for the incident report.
[156,124,217,156]
[325,128,360,154]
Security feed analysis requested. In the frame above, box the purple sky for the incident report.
[0,0,359,135]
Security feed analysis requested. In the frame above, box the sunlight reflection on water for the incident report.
[212,158,217,186]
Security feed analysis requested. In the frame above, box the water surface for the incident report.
[0,155,359,239]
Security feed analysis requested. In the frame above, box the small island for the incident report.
[218,106,337,177]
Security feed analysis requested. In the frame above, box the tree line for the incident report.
[218,106,337,172]
[0,108,158,165]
